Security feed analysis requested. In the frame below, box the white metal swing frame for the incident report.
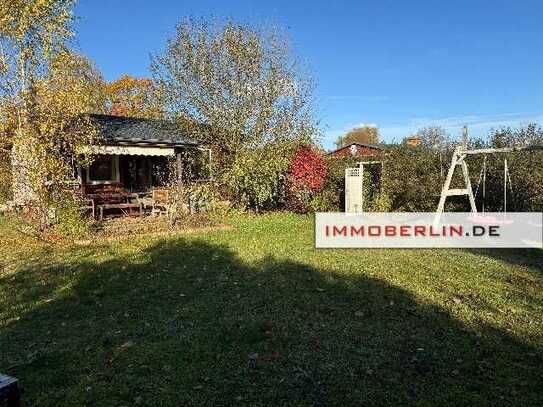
[436,127,543,216]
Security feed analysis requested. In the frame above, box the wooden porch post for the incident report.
[176,151,183,187]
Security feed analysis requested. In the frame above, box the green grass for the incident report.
[1,213,542,406]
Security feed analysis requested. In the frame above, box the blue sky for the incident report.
[74,0,543,149]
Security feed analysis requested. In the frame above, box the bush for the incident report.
[165,182,222,227]
[186,182,222,213]
[52,195,91,239]
[313,148,441,213]
[285,146,327,213]
[224,143,293,211]
[311,157,347,212]
[381,145,447,211]
[308,188,339,212]
[369,192,392,212]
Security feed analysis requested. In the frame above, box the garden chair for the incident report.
[151,188,171,216]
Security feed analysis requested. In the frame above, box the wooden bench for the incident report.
[98,202,143,220]
[0,374,20,407]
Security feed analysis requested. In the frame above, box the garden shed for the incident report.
[11,114,211,218]
[328,142,383,159]
[77,114,206,194]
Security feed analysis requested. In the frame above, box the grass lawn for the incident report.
[1,213,542,406]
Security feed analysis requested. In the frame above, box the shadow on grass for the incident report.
[1,239,542,406]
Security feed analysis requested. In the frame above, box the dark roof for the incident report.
[89,114,199,147]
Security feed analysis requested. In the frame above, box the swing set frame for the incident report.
[436,130,543,216]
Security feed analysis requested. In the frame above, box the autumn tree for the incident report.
[0,0,102,223]
[335,125,379,148]
[0,0,77,131]
[106,74,162,118]
[27,50,105,193]
[151,18,317,170]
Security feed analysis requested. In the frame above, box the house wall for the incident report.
[404,137,422,147]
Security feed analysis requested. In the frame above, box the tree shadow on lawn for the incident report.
[1,240,542,406]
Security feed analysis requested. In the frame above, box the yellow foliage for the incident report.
[106,74,162,119]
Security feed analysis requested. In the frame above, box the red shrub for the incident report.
[288,146,327,190]
[286,146,327,212]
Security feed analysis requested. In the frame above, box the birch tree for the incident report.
[0,0,101,214]
[151,19,318,169]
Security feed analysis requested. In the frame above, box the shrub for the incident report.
[224,143,293,211]
[166,182,226,228]
[308,188,339,212]
[285,146,327,213]
[311,157,349,212]
[381,145,447,211]
[55,206,89,238]
[51,194,91,239]
[369,192,392,212]
[187,182,225,214]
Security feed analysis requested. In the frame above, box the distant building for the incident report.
[404,136,422,147]
[328,142,383,159]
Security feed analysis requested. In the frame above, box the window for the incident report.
[87,155,120,184]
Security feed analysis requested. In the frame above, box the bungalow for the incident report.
[77,114,208,192]
[328,142,383,159]
[11,114,211,218]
